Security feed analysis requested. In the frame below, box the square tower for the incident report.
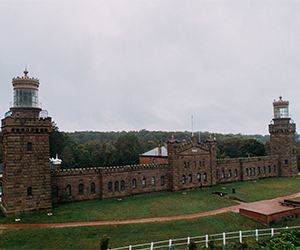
[1,69,52,216]
[269,96,297,177]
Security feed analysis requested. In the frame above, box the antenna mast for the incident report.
[191,115,194,137]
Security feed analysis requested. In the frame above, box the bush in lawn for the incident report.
[100,235,110,250]
[187,240,197,250]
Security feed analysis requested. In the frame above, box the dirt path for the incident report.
[1,192,300,229]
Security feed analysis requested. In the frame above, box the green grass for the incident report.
[0,177,299,224]
[0,212,267,250]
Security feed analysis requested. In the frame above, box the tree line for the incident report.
[0,125,300,170]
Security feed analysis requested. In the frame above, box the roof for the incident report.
[140,146,168,157]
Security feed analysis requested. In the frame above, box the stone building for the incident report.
[1,70,297,216]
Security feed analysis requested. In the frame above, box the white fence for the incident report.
[108,225,300,250]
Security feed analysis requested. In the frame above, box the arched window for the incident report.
[189,174,192,183]
[197,173,201,182]
[263,166,266,173]
[204,173,207,181]
[52,186,58,197]
[187,162,189,168]
[79,184,84,195]
[121,180,125,190]
[132,179,137,188]
[27,187,32,196]
[152,177,155,186]
[285,159,288,164]
[246,168,248,176]
[274,165,276,172]
[27,142,32,151]
[142,178,146,188]
[258,167,261,174]
[222,170,225,178]
[184,162,186,168]
[268,165,271,173]
[199,162,201,168]
[235,169,238,177]
[91,183,95,194]
[108,182,112,192]
[66,185,71,196]
[182,175,186,184]
[228,170,231,177]
[115,181,119,191]
[202,161,205,167]
[252,168,255,175]
[161,176,164,186]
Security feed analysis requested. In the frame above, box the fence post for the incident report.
[206,234,208,248]
[256,229,258,241]
[150,242,153,250]
[223,232,226,245]
[129,246,132,250]
[239,230,242,243]
[187,237,190,244]
[169,239,172,248]
[271,228,274,237]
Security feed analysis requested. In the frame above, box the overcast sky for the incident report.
[1,0,300,135]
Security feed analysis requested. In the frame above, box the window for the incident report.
[184,162,186,168]
[204,173,207,181]
[202,161,205,167]
[235,169,237,177]
[246,168,248,176]
[161,176,165,186]
[108,182,112,192]
[52,186,58,197]
[27,142,32,151]
[285,159,288,164]
[182,175,186,184]
[187,162,189,168]
[222,170,225,178]
[252,168,255,175]
[142,178,146,188]
[199,162,201,168]
[79,184,84,195]
[189,174,192,183]
[133,179,137,188]
[274,165,276,172]
[152,177,155,186]
[216,171,218,179]
[27,187,32,196]
[248,168,251,176]
[228,170,231,177]
[115,181,119,191]
[66,185,71,196]
[263,166,266,174]
[268,165,271,173]
[197,173,201,182]
[121,180,125,190]
[91,183,95,194]
[258,167,261,174]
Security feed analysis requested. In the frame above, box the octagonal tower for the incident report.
[1,69,52,216]
[269,96,297,177]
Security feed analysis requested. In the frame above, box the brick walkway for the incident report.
[1,192,299,229]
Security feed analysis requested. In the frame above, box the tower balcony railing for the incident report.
[9,101,42,109]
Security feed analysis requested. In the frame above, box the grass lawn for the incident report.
[0,212,267,250]
[0,177,299,224]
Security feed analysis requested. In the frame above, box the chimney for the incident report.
[158,146,162,155]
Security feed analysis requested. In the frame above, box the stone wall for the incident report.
[51,163,169,202]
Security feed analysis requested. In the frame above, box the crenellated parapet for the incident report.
[217,155,278,165]
[1,116,52,135]
[51,163,169,177]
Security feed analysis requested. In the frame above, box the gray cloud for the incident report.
[1,1,300,135]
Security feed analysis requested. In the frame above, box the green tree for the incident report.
[115,133,141,165]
